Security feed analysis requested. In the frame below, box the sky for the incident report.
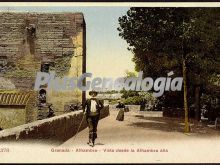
[0,6,135,79]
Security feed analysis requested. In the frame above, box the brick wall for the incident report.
[0,12,86,111]
[0,12,86,90]
[0,12,84,64]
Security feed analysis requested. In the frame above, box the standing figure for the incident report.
[116,101,125,109]
[140,98,146,111]
[38,89,47,107]
[83,91,104,147]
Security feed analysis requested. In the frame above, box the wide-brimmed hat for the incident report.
[89,91,98,96]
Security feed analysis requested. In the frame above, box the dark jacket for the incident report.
[116,103,125,109]
[83,98,104,116]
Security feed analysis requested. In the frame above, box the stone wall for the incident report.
[0,12,87,118]
[0,90,38,129]
[0,12,85,71]
[109,104,140,112]
[0,106,109,142]
[0,12,86,100]
[0,108,26,130]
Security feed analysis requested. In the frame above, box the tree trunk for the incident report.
[195,86,201,121]
[182,58,190,133]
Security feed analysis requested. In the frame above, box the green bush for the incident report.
[120,89,139,99]
[123,96,143,105]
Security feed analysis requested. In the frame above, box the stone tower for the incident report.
[0,12,86,112]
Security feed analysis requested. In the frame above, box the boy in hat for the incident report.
[83,91,104,147]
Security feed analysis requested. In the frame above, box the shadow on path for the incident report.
[128,115,220,137]
[95,143,105,146]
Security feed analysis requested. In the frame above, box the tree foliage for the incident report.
[118,8,220,83]
[118,8,220,118]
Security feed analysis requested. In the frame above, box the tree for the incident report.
[118,8,220,128]
[124,70,137,78]
[120,70,139,99]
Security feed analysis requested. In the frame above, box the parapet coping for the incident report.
[0,110,83,138]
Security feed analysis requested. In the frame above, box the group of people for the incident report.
[37,89,141,147]
[37,89,132,147]
[37,89,103,147]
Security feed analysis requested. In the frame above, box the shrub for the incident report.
[123,96,143,105]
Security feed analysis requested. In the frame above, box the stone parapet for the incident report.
[0,106,109,142]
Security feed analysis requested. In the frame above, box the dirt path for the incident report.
[60,109,220,163]
[1,109,220,163]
